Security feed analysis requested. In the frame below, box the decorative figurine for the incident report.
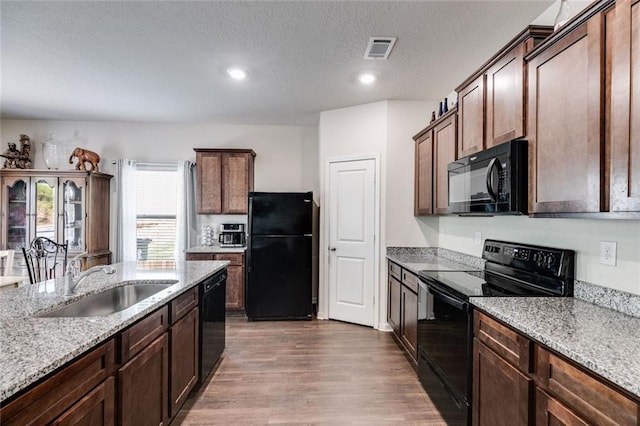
[1,134,33,169]
[69,147,101,172]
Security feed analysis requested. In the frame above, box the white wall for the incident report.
[317,100,442,329]
[385,101,439,247]
[0,119,318,194]
[1,119,319,255]
[437,216,640,295]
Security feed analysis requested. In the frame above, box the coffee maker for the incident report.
[218,223,246,247]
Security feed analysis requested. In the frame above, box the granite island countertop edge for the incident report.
[0,260,229,403]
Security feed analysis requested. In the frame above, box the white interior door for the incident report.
[328,158,376,327]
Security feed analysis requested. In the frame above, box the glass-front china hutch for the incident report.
[1,170,112,274]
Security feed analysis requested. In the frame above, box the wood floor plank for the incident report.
[173,317,447,425]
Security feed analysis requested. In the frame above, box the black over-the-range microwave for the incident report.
[447,139,528,215]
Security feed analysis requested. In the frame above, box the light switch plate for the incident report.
[600,241,617,266]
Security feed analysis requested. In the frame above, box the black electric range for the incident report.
[415,240,575,425]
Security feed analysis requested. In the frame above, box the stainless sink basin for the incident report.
[38,280,178,317]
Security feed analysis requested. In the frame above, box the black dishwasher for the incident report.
[199,269,227,385]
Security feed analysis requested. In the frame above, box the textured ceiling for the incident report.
[1,1,559,126]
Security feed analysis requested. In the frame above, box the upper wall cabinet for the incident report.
[456,26,553,158]
[433,110,458,215]
[194,149,256,215]
[527,1,614,214]
[413,127,434,215]
[610,0,640,212]
[457,75,485,158]
[412,109,457,216]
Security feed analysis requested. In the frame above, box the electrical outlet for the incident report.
[474,232,482,245]
[600,241,617,266]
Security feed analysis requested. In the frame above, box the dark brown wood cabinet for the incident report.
[610,0,640,212]
[388,274,401,334]
[455,26,552,156]
[169,306,199,418]
[387,260,418,363]
[485,45,524,148]
[457,75,485,158]
[400,284,418,359]
[527,8,608,214]
[535,388,589,426]
[194,149,255,214]
[473,339,532,426]
[414,129,433,215]
[433,111,457,215]
[534,345,639,426]
[186,251,245,312]
[51,377,115,426]
[0,339,116,426]
[168,287,199,419]
[118,333,170,426]
[474,310,640,426]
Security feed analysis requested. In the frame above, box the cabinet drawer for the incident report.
[401,269,419,293]
[388,262,402,280]
[214,253,243,266]
[170,287,198,324]
[186,253,215,261]
[120,307,169,363]
[0,339,116,426]
[474,310,531,372]
[534,346,639,426]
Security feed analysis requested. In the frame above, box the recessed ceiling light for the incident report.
[358,73,376,85]
[227,68,247,80]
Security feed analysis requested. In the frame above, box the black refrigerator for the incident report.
[246,192,316,320]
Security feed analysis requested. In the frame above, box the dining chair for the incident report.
[0,250,15,276]
[22,237,68,284]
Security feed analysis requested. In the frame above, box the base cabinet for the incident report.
[400,285,418,359]
[169,306,199,417]
[52,377,115,426]
[388,274,401,334]
[387,261,418,363]
[474,311,640,426]
[118,333,169,426]
[0,340,116,426]
[187,252,245,312]
[473,339,532,426]
[1,276,211,425]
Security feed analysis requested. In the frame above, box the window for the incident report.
[135,163,178,269]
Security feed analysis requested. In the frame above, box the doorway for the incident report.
[325,155,378,327]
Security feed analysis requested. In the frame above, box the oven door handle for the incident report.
[485,157,500,202]
[429,285,468,311]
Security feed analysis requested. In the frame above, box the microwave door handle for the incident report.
[485,158,499,201]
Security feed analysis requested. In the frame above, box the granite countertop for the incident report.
[187,244,246,254]
[472,297,640,399]
[386,247,483,274]
[0,260,228,403]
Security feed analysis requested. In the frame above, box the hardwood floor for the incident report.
[174,317,448,425]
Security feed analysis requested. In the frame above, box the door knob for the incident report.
[329,247,336,252]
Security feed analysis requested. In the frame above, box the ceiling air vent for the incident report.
[364,37,397,60]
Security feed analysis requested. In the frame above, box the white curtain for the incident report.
[114,159,137,262]
[176,161,196,260]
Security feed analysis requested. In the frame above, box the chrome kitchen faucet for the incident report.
[64,253,115,296]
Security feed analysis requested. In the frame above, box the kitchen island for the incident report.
[0,260,228,405]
